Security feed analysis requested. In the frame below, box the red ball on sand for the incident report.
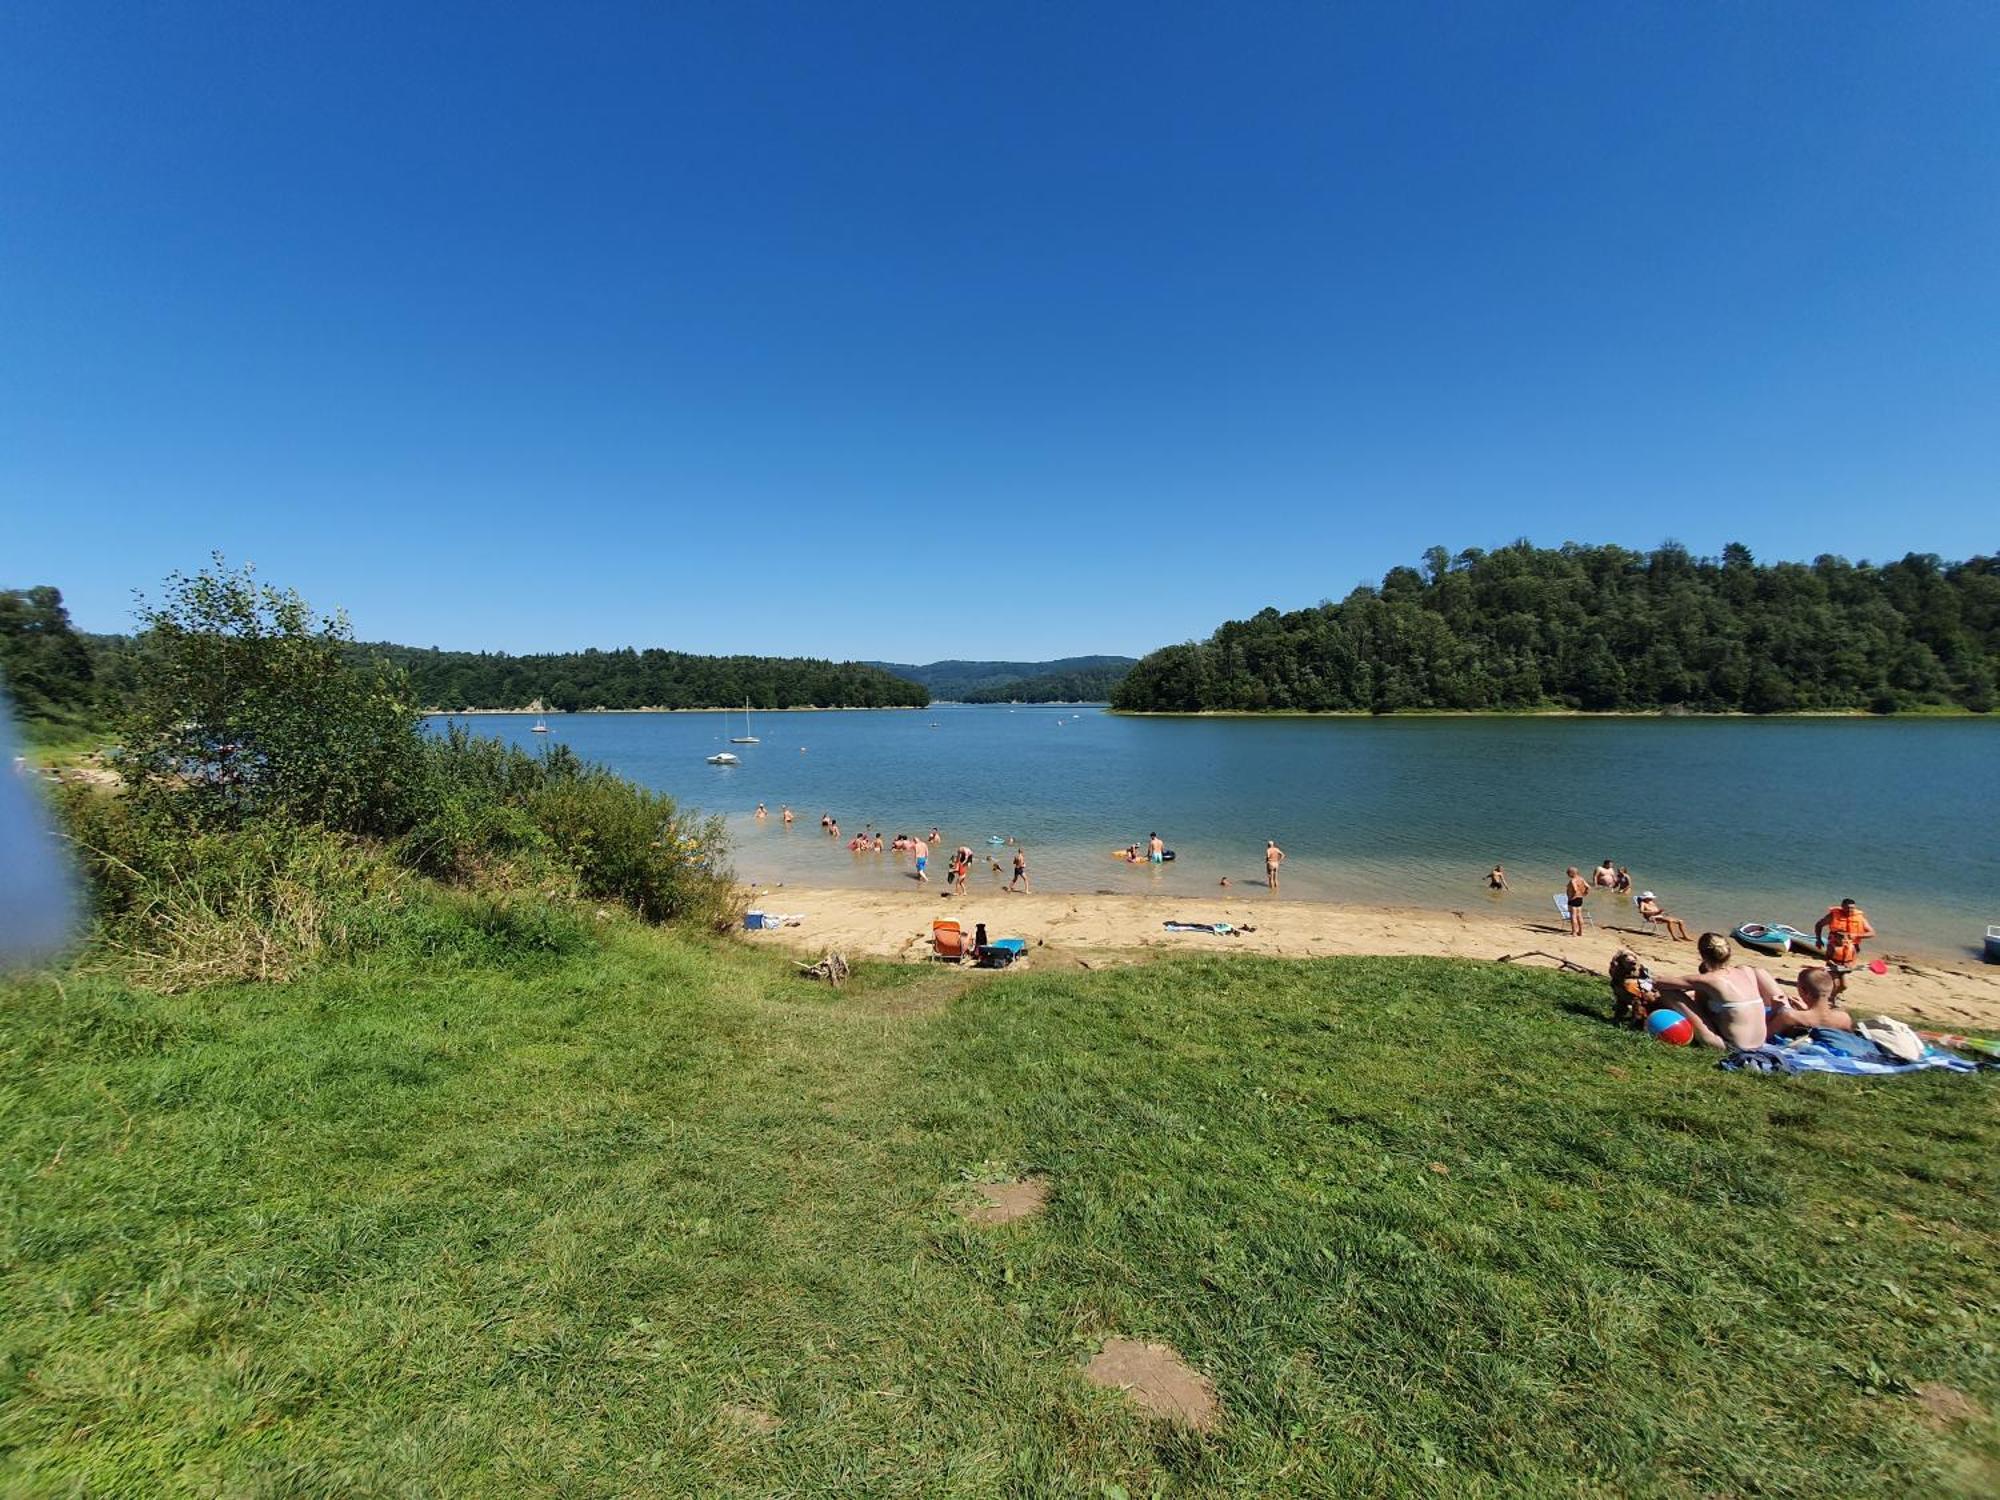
[1646,1008,1695,1046]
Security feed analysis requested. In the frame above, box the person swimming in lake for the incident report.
[781,805,794,825]
[1612,865,1632,895]
[754,803,767,819]
[1594,859,1617,888]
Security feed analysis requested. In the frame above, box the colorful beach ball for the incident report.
[1646,1008,1695,1046]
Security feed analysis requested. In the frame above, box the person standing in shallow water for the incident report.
[1265,840,1284,892]
[1009,846,1030,893]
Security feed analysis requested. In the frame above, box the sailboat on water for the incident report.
[531,718,549,733]
[730,699,760,744]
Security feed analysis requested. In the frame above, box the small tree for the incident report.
[117,557,424,834]
[0,585,97,725]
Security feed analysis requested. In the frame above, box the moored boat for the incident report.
[1986,925,2000,965]
[1731,922,1824,959]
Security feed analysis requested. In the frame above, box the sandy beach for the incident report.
[745,883,2000,1033]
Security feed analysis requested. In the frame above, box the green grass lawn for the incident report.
[2,933,1994,1496]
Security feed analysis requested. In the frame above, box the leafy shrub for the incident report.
[115,558,425,836]
[524,766,733,925]
[56,795,409,991]
[47,562,740,989]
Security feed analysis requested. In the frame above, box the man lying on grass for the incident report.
[1648,934,1854,1050]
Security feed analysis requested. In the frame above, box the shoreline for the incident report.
[420,705,1992,719]
[1108,707,1988,720]
[422,705,929,716]
[742,884,2000,1032]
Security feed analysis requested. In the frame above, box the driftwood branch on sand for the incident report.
[1496,949,1598,976]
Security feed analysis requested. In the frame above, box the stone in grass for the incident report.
[1083,1338,1219,1432]
[719,1402,781,1435]
[960,1176,1050,1226]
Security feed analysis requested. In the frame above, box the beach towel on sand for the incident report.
[1721,1032,1979,1077]
[1164,921,1241,935]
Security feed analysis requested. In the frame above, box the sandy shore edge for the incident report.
[741,884,2000,1032]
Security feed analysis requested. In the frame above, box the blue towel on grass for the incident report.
[1721,1036,1979,1077]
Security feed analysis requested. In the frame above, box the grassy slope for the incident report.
[2,936,1994,1496]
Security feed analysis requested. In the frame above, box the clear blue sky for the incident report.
[3,2,1995,660]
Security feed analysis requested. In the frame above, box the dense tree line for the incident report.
[1113,543,2000,714]
[959,665,1132,702]
[361,643,928,712]
[2,584,929,729]
[0,590,144,733]
[0,587,97,726]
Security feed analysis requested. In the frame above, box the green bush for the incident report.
[524,765,734,926]
[115,558,426,837]
[46,563,739,989]
[393,727,736,925]
[55,793,409,991]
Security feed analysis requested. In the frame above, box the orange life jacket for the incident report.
[1822,906,1871,963]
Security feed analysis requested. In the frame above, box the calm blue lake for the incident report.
[433,707,1999,961]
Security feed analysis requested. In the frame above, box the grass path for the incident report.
[3,934,1995,1495]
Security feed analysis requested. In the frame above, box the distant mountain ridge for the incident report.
[868,656,1137,701]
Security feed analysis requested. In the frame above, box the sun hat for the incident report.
[1640,891,1655,901]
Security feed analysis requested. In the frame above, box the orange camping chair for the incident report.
[931,920,967,963]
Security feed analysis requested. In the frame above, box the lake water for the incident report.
[433,707,1999,962]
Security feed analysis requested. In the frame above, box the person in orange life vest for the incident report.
[1813,898,1875,967]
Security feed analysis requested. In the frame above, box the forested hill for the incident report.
[868,656,1136,700]
[1113,544,2000,715]
[958,664,1132,703]
[2,588,928,728]
[359,644,927,712]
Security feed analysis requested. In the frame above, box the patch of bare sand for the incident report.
[959,1177,1049,1226]
[1914,1382,1986,1429]
[743,885,2000,1032]
[1083,1338,1219,1431]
